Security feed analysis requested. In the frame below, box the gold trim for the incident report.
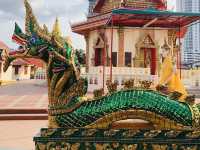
[85,109,192,130]
[191,105,200,128]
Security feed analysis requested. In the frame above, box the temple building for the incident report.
[72,0,200,92]
[0,41,46,84]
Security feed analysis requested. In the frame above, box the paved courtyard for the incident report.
[0,80,48,109]
[0,80,199,150]
[0,80,199,109]
[0,120,47,150]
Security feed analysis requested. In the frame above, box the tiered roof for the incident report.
[12,58,32,66]
[72,0,200,35]
[72,9,200,34]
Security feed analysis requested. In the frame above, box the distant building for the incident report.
[88,0,97,17]
[0,41,13,82]
[176,0,200,64]
[24,58,46,79]
[12,58,33,80]
[0,41,46,83]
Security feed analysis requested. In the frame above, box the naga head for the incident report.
[12,22,50,60]
[3,0,74,72]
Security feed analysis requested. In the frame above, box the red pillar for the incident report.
[110,16,113,82]
[151,48,156,75]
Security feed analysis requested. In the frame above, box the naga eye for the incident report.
[29,36,37,44]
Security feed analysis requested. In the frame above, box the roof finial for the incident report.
[52,17,62,37]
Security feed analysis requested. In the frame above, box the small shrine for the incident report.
[72,0,200,92]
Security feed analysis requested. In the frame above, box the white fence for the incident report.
[81,67,158,92]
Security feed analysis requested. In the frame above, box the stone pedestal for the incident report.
[34,128,200,150]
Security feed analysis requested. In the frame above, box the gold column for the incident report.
[118,28,124,67]
[84,34,89,72]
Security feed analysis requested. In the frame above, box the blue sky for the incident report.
[0,0,176,50]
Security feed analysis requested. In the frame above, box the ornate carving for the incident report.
[123,79,135,89]
[34,128,200,150]
[139,80,152,89]
[93,88,104,98]
[106,80,118,93]
[135,33,160,73]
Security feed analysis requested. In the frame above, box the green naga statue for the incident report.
[2,0,200,132]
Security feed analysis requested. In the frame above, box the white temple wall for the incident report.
[0,62,13,81]
[105,28,119,53]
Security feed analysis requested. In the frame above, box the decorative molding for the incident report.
[135,33,160,74]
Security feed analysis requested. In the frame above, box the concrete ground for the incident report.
[0,120,47,150]
[0,80,48,109]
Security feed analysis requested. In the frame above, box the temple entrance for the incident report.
[94,48,104,66]
[135,34,158,75]
[142,48,156,75]
[94,34,106,66]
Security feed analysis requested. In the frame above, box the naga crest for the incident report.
[5,0,79,72]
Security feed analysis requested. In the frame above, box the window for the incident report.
[112,52,117,67]
[14,66,20,75]
[31,66,35,73]
[125,52,132,67]
[94,48,103,66]
[24,66,28,75]
[89,78,93,84]
[94,78,98,85]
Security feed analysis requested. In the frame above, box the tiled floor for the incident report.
[0,80,199,109]
[0,80,199,150]
[0,120,47,150]
[0,80,48,109]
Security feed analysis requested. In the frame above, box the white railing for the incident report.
[81,67,158,92]
[81,67,200,92]
[87,66,150,75]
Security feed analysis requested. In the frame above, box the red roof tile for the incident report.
[13,59,32,66]
[24,58,45,68]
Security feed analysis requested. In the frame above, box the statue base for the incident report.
[34,128,200,150]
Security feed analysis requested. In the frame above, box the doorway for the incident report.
[143,48,156,75]
[94,48,104,66]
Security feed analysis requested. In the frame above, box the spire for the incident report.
[52,17,61,37]
[24,0,42,35]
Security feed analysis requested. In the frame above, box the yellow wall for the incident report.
[12,65,32,80]
[0,61,13,81]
